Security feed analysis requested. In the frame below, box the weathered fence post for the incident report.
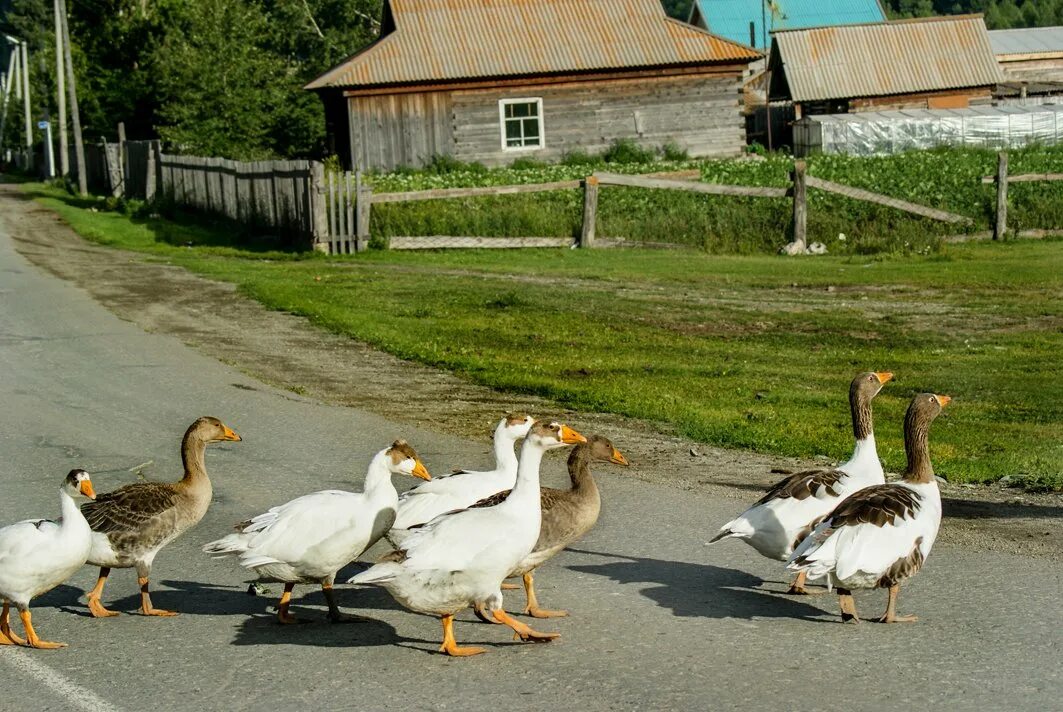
[791,159,807,249]
[117,122,127,194]
[345,171,355,253]
[144,142,156,203]
[994,151,1008,241]
[310,161,329,253]
[579,176,599,248]
[356,178,372,252]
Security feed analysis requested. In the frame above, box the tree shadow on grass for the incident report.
[566,548,828,622]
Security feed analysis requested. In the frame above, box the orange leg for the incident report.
[786,571,823,596]
[438,614,485,657]
[500,583,520,591]
[86,567,120,618]
[19,608,66,649]
[877,584,919,624]
[0,602,25,645]
[838,587,861,624]
[139,577,177,617]
[473,602,502,624]
[322,583,359,623]
[277,583,300,625]
[522,571,568,619]
[491,607,559,642]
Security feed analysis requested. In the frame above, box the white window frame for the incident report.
[498,97,545,152]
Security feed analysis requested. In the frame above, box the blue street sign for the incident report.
[37,120,49,129]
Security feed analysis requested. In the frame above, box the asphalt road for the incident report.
[0,218,1060,711]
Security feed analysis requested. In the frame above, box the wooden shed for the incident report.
[305,0,760,170]
[767,15,1005,118]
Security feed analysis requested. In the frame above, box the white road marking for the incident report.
[0,648,123,712]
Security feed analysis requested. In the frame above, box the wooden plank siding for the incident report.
[348,92,454,170]
[344,69,746,170]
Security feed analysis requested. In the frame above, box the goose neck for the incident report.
[493,427,519,472]
[58,488,88,534]
[180,432,209,486]
[849,386,875,442]
[903,413,935,484]
[510,440,545,500]
[363,450,398,499]
[567,444,597,494]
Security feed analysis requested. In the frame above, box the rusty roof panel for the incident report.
[306,0,759,90]
[768,15,1005,102]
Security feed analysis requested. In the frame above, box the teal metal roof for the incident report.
[689,0,886,50]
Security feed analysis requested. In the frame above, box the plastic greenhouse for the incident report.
[793,104,1063,156]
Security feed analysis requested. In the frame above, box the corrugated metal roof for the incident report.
[690,0,886,51]
[990,26,1063,56]
[768,15,1005,102]
[306,0,760,90]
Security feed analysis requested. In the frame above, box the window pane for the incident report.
[506,137,523,147]
[523,118,539,140]
[505,120,521,141]
[504,104,517,119]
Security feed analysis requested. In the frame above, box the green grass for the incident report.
[21,181,1063,490]
[363,146,1063,253]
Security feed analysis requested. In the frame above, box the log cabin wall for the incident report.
[345,67,746,170]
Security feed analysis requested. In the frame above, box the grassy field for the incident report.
[19,181,1063,490]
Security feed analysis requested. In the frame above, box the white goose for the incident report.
[349,421,585,656]
[0,469,96,648]
[387,414,534,546]
[203,440,430,624]
[788,392,949,623]
[708,372,893,593]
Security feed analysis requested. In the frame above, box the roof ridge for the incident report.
[771,12,986,35]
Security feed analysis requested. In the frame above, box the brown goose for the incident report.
[788,393,949,623]
[82,417,241,617]
[472,434,628,619]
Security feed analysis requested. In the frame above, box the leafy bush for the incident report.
[424,154,488,175]
[602,138,656,164]
[561,149,601,167]
[510,156,549,170]
[661,141,689,162]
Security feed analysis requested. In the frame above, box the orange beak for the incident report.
[560,425,587,444]
[412,460,432,481]
[80,479,97,500]
[222,426,242,442]
[935,394,952,408]
[875,372,894,384]
[610,447,630,466]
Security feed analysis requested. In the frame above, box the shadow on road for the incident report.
[566,548,827,621]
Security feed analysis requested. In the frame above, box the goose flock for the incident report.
[0,373,950,654]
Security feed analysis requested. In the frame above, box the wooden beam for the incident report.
[388,236,573,250]
[370,180,580,203]
[805,175,971,224]
[980,172,1063,184]
[580,176,599,248]
[995,151,1008,241]
[791,160,807,248]
[593,171,788,198]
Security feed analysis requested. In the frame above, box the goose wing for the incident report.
[81,482,178,535]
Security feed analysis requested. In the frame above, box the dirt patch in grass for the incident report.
[3,183,1060,561]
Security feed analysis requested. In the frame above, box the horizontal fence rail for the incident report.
[805,175,972,225]
[593,171,790,198]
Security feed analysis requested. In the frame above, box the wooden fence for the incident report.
[314,163,980,255]
[156,154,318,241]
[981,151,1063,239]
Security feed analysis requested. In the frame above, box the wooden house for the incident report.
[990,27,1063,103]
[688,0,886,52]
[767,15,1005,118]
[305,0,760,170]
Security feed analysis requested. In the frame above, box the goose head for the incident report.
[908,393,950,423]
[850,371,893,403]
[527,421,587,451]
[498,413,535,440]
[64,469,96,500]
[188,417,242,443]
[387,440,431,481]
[586,435,629,466]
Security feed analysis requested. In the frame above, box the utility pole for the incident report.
[20,40,32,158]
[0,40,17,151]
[58,0,86,194]
[54,0,68,176]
